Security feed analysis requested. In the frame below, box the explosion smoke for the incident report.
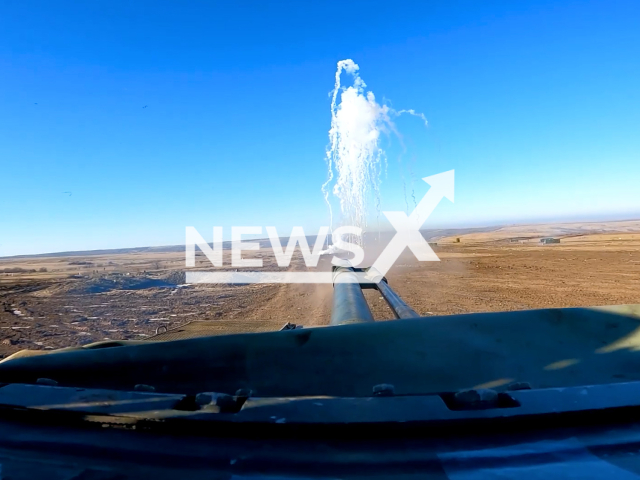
[322,60,427,245]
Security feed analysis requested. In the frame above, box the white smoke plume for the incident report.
[322,60,427,245]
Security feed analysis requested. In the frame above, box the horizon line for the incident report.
[2,216,640,260]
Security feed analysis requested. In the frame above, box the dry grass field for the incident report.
[0,220,638,358]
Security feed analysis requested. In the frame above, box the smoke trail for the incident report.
[396,109,429,127]
[394,109,428,212]
[322,60,427,245]
[408,157,418,209]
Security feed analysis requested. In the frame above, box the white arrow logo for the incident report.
[186,170,454,284]
[369,170,454,279]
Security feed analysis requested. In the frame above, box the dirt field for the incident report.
[0,221,638,358]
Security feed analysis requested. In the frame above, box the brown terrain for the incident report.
[0,220,638,359]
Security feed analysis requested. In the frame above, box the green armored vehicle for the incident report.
[0,266,639,479]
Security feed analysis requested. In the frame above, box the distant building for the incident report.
[540,237,560,244]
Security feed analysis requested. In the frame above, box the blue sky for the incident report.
[1,0,639,256]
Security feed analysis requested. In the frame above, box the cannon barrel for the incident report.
[330,264,419,324]
[330,266,375,325]
[376,278,419,319]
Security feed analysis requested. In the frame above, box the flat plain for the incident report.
[0,220,638,358]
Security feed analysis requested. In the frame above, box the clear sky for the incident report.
[1,0,639,256]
